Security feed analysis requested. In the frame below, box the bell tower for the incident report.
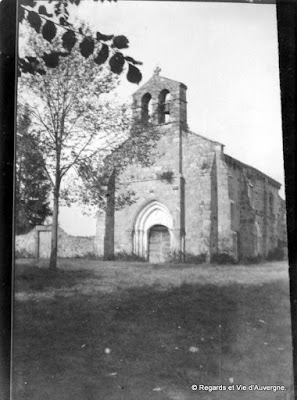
[132,67,187,129]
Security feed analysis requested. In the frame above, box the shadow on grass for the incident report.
[12,276,293,400]
[14,266,96,292]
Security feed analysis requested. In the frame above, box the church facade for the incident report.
[95,70,286,262]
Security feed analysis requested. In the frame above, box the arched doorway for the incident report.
[132,200,174,260]
[148,225,170,263]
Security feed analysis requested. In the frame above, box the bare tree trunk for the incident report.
[49,189,59,269]
[104,170,116,260]
[49,155,60,270]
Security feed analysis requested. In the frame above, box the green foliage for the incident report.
[127,63,142,84]
[62,30,76,51]
[2,0,143,83]
[238,256,264,265]
[42,20,57,43]
[72,252,97,260]
[94,43,109,65]
[19,29,122,191]
[77,117,161,213]
[157,170,175,184]
[167,251,207,264]
[38,5,53,18]
[79,36,95,58]
[93,252,147,262]
[16,106,52,235]
[210,252,237,265]
[112,35,129,50]
[113,251,147,262]
[27,10,41,33]
[267,246,285,261]
[109,52,125,74]
[201,161,209,171]
[15,249,35,259]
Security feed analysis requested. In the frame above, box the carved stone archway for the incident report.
[133,201,174,259]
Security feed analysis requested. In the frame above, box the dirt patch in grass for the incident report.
[12,261,293,400]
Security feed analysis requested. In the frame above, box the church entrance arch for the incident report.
[133,201,174,261]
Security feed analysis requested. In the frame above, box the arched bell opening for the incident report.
[141,92,153,123]
[158,89,171,124]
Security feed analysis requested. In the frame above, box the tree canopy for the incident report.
[16,106,52,234]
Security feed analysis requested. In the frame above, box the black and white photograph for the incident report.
[8,0,295,399]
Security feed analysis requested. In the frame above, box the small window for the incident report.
[141,93,152,122]
[158,89,171,124]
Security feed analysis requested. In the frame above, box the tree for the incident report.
[16,106,52,234]
[19,28,135,269]
[0,0,143,83]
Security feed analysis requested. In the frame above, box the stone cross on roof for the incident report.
[154,66,161,76]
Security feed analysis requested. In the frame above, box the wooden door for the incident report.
[149,225,170,263]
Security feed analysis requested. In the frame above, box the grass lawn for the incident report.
[13,260,294,400]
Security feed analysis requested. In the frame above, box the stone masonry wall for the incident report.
[225,155,282,258]
[16,226,95,258]
[15,228,36,257]
[58,229,95,258]
[182,131,219,256]
[132,74,187,125]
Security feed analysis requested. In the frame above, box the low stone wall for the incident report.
[15,225,95,259]
[58,229,95,258]
[15,228,36,257]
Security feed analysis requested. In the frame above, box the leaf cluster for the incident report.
[14,0,143,83]
[157,170,175,184]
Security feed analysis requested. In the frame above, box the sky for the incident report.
[59,1,284,236]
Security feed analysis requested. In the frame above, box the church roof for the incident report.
[188,130,281,189]
[133,68,187,96]
[156,75,187,89]
[224,154,281,189]
[188,130,223,146]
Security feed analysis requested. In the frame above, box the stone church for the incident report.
[95,69,286,262]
